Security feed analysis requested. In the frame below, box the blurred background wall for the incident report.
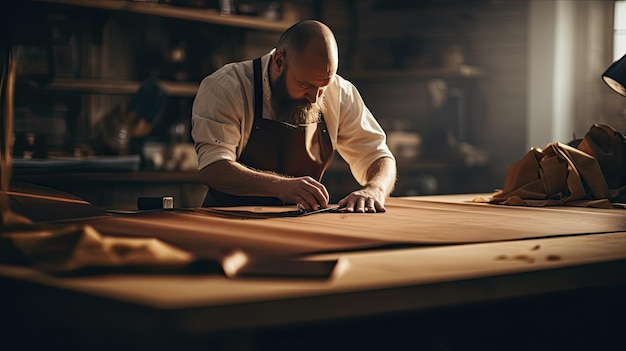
[6,0,625,207]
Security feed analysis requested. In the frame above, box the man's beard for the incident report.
[271,70,325,125]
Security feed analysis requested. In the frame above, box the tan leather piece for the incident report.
[491,124,626,207]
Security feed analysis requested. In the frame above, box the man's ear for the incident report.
[273,51,286,73]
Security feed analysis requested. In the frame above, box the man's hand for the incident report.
[200,161,329,209]
[276,176,330,210]
[337,157,396,213]
[338,184,386,213]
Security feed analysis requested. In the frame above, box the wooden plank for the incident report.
[2,231,626,333]
[32,0,296,32]
[38,79,198,96]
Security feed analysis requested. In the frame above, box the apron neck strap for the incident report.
[253,57,263,120]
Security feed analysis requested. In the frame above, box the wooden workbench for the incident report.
[2,194,626,350]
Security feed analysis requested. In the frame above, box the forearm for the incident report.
[198,160,330,208]
[199,159,284,197]
[363,157,397,196]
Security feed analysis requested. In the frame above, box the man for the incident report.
[191,20,396,213]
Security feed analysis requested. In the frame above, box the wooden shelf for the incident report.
[344,64,485,81]
[12,170,206,208]
[32,0,296,32]
[13,171,202,183]
[22,78,199,96]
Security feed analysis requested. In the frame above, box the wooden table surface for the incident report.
[2,194,626,350]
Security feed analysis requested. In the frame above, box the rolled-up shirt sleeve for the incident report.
[334,79,396,185]
[191,68,247,171]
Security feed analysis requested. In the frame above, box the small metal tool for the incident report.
[298,205,342,216]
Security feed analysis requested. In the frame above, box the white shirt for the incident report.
[191,50,395,185]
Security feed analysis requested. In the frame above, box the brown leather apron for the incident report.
[202,57,334,207]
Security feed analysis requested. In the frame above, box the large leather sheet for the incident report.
[71,197,626,258]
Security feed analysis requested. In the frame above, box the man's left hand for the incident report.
[337,185,386,213]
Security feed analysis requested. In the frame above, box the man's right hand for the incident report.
[200,160,330,209]
[275,176,330,210]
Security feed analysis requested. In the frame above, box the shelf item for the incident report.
[32,0,296,32]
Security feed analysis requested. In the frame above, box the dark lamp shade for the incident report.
[602,53,626,96]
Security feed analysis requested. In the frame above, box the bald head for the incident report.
[275,20,338,74]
